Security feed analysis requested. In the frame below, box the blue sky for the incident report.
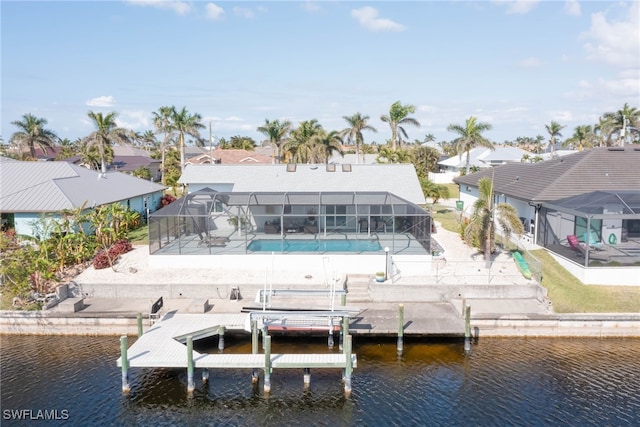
[2,1,639,146]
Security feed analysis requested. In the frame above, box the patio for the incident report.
[149,188,433,258]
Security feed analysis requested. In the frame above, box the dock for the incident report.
[117,311,357,395]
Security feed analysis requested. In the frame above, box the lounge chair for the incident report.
[567,235,609,262]
[582,231,604,249]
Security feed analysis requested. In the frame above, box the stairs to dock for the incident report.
[345,275,371,303]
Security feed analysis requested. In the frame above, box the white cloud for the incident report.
[205,3,225,20]
[116,110,150,131]
[564,0,581,17]
[86,96,115,107]
[582,2,640,69]
[233,7,254,19]
[125,0,191,16]
[302,2,321,13]
[492,0,539,15]
[578,79,591,88]
[518,57,542,68]
[351,7,405,32]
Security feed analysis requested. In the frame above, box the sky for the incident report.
[1,0,639,146]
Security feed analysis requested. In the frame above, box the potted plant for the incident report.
[375,272,385,282]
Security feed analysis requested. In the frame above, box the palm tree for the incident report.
[282,120,324,163]
[376,146,412,164]
[257,119,292,163]
[170,106,205,173]
[341,113,377,164]
[411,145,440,179]
[81,111,133,174]
[465,176,524,268]
[420,178,450,204]
[563,125,596,151]
[310,130,344,163]
[447,116,494,174]
[545,121,565,157]
[137,130,158,151]
[229,135,256,150]
[600,103,640,146]
[9,113,58,159]
[380,101,421,151]
[152,106,176,185]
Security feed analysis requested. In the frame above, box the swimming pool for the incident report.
[247,239,382,253]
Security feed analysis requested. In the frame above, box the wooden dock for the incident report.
[117,312,356,394]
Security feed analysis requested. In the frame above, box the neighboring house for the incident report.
[439,146,535,172]
[453,145,640,285]
[178,163,426,204]
[64,146,162,181]
[0,157,166,238]
[186,147,272,165]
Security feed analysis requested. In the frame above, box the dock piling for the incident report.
[136,313,143,337]
[218,325,225,351]
[464,304,471,352]
[264,335,272,394]
[344,335,352,395]
[251,319,259,383]
[202,369,209,384]
[120,335,129,394]
[187,335,195,393]
[397,304,404,356]
[303,368,311,388]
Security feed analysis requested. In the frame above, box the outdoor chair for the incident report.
[567,234,610,262]
[582,231,604,249]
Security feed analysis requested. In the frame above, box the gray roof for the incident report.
[454,145,640,203]
[0,160,166,212]
[178,163,426,205]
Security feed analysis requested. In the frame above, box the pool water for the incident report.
[248,239,382,252]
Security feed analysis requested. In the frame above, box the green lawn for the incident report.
[432,203,640,313]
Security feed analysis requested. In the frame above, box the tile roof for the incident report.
[454,145,640,202]
[178,163,426,205]
[0,160,166,212]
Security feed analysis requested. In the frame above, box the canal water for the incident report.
[1,335,638,426]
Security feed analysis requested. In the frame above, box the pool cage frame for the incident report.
[149,188,433,255]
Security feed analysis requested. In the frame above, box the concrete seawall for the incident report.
[2,310,639,337]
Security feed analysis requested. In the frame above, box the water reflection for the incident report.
[1,335,639,426]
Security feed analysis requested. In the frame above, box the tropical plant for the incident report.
[464,176,524,268]
[9,113,58,160]
[411,145,441,179]
[169,106,205,173]
[56,138,81,160]
[599,103,640,146]
[282,119,324,163]
[137,130,158,151]
[545,120,566,157]
[81,111,134,174]
[152,105,177,185]
[420,178,450,204]
[310,130,344,163]
[380,101,421,151]
[228,135,257,150]
[257,119,292,163]
[341,113,377,164]
[563,125,596,151]
[447,116,494,174]
[376,146,412,163]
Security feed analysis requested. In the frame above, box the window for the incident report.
[325,205,346,227]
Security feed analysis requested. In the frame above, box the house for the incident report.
[64,146,162,181]
[439,146,535,172]
[186,147,272,165]
[453,145,640,285]
[0,157,166,238]
[149,163,432,276]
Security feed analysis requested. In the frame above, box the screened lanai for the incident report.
[149,188,432,256]
[537,190,640,267]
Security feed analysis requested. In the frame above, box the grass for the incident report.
[432,203,640,313]
[128,224,149,245]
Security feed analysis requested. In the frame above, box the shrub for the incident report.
[160,194,177,207]
[93,239,132,270]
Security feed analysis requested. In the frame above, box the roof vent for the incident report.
[342,164,352,172]
[607,147,624,151]
[326,164,336,172]
[286,164,296,172]
[515,176,520,181]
